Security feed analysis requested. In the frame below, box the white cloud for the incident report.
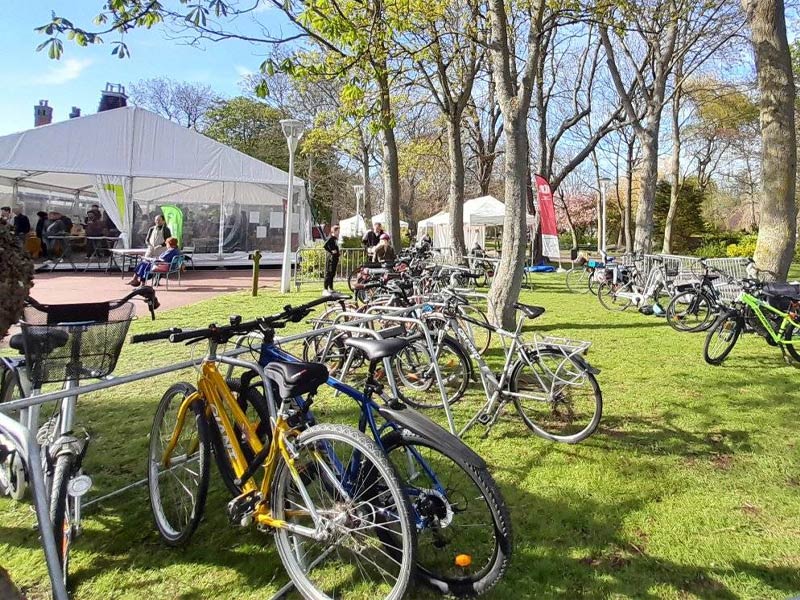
[235,65,254,78]
[34,58,93,86]
[253,2,275,13]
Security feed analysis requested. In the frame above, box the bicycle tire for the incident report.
[394,336,470,408]
[49,451,75,589]
[271,423,416,600]
[783,324,800,363]
[0,368,28,500]
[302,333,347,376]
[666,290,716,333]
[703,312,742,365]
[148,383,210,546]
[565,268,590,294]
[382,430,512,597]
[510,349,603,443]
[597,281,632,311]
[347,265,363,292]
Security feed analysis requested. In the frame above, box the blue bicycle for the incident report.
[137,295,512,597]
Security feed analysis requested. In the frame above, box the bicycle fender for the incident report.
[568,353,601,376]
[377,404,486,469]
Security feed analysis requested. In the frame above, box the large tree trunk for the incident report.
[625,138,635,251]
[488,119,529,327]
[663,68,683,254]
[377,68,402,247]
[744,0,797,279]
[361,143,372,226]
[635,126,659,253]
[447,117,467,261]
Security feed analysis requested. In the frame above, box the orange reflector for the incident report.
[455,554,472,568]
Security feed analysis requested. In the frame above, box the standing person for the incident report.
[362,222,383,260]
[0,207,10,226]
[323,224,340,296]
[374,233,396,263]
[144,214,171,258]
[11,207,30,245]
[35,211,49,257]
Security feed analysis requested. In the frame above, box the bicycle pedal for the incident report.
[477,413,492,425]
[227,490,260,526]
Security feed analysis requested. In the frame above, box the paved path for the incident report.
[27,268,281,311]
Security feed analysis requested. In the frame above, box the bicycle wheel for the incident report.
[347,265,363,292]
[0,368,28,500]
[382,430,512,596]
[703,312,742,365]
[457,305,493,355]
[394,336,470,408]
[510,349,603,443]
[597,282,632,311]
[666,290,715,333]
[565,268,590,294]
[783,324,800,363]
[271,423,416,600]
[49,452,75,588]
[148,382,210,546]
[302,333,347,377]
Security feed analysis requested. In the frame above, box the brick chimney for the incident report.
[69,106,81,119]
[98,83,128,112]
[34,100,53,127]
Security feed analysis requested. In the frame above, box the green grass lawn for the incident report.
[2,274,800,599]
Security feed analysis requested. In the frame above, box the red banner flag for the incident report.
[534,175,559,259]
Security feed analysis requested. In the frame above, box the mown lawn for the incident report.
[2,272,800,599]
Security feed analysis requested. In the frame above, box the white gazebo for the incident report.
[339,211,408,238]
[0,106,311,262]
[417,196,534,249]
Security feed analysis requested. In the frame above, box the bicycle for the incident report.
[597,256,673,312]
[230,298,512,596]
[703,279,800,365]
[132,298,417,600]
[0,287,159,588]
[564,257,604,294]
[665,259,726,333]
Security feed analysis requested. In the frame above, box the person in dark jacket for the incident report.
[35,211,49,257]
[362,222,383,258]
[323,225,340,296]
[11,207,30,244]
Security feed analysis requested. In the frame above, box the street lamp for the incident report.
[353,184,364,235]
[599,177,612,259]
[280,119,305,293]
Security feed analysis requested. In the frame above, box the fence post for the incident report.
[249,250,261,296]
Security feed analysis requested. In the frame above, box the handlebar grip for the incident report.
[130,328,182,344]
[169,328,212,343]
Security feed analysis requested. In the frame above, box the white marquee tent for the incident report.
[417,196,535,249]
[0,106,311,256]
[339,211,409,238]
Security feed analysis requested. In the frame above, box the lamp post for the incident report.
[599,177,612,259]
[353,184,364,235]
[280,119,305,293]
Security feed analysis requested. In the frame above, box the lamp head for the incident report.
[280,119,305,141]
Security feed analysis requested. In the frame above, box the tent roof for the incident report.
[418,196,534,227]
[0,106,303,205]
[370,211,408,228]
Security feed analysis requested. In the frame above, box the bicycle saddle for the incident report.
[513,302,546,320]
[264,361,329,399]
[763,282,800,300]
[9,329,70,355]
[344,337,409,361]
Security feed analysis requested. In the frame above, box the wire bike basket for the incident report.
[19,301,135,388]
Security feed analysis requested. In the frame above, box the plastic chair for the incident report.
[151,255,184,290]
[182,246,195,270]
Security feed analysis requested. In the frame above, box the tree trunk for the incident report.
[744,0,797,279]
[376,68,402,247]
[635,126,659,253]
[447,117,467,261]
[663,67,683,254]
[361,143,372,226]
[625,137,635,252]
[488,119,529,327]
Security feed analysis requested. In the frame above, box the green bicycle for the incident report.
[703,279,800,365]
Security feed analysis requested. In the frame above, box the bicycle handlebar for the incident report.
[25,286,160,321]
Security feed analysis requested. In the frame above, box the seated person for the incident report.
[85,214,108,257]
[373,233,396,263]
[127,237,180,286]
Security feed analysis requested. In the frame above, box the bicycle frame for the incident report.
[164,352,325,538]
[739,293,800,346]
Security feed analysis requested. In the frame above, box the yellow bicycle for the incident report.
[133,299,416,600]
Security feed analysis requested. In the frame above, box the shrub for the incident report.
[726,233,757,258]
[0,224,34,341]
[694,241,728,258]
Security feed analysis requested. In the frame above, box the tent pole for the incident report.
[124,177,134,249]
[218,183,225,259]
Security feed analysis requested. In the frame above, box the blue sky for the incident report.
[0,1,292,135]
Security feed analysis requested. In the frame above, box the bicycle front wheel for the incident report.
[703,312,742,365]
[783,324,800,363]
[382,430,512,597]
[0,368,28,500]
[597,282,632,311]
[148,383,210,546]
[49,452,76,589]
[565,268,590,294]
[666,290,715,332]
[271,424,416,600]
[394,336,470,408]
[510,349,603,443]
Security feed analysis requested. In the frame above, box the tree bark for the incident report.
[447,117,467,260]
[635,126,660,253]
[625,137,635,251]
[376,67,402,247]
[361,142,372,226]
[743,0,797,279]
[663,61,683,254]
